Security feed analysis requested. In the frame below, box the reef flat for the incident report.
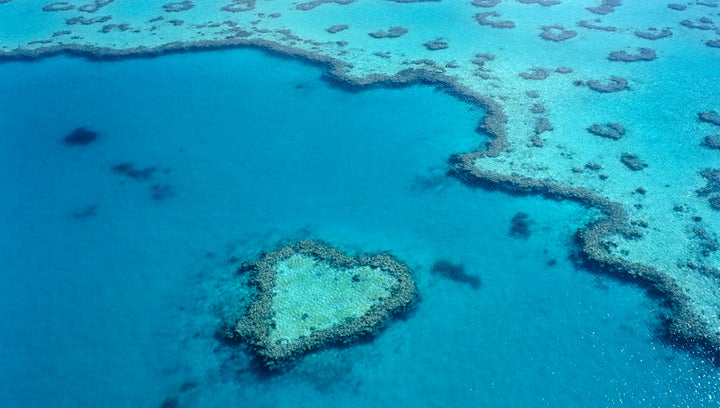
[1,0,718,359]
[234,240,417,370]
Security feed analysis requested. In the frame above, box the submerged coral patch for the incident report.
[296,0,354,11]
[587,122,625,139]
[701,135,720,150]
[475,12,515,29]
[534,117,553,135]
[620,153,648,171]
[586,0,621,15]
[680,18,714,30]
[220,0,256,12]
[471,0,500,6]
[424,39,449,50]
[635,29,673,40]
[150,184,175,201]
[608,47,656,62]
[509,211,533,239]
[235,240,417,370]
[539,25,577,42]
[369,26,408,38]
[519,67,551,80]
[66,15,112,25]
[697,169,720,211]
[430,260,481,289]
[42,2,74,12]
[79,0,113,13]
[698,111,720,126]
[667,3,687,10]
[326,24,348,34]
[111,162,158,180]
[577,20,617,32]
[163,1,194,13]
[585,76,629,93]
[518,0,561,6]
[63,127,98,146]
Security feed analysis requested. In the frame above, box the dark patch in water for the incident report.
[620,153,647,171]
[431,260,481,289]
[411,173,448,192]
[63,127,98,146]
[215,322,244,345]
[150,184,175,201]
[179,380,199,393]
[112,162,158,180]
[159,396,179,408]
[509,211,533,239]
[72,203,98,218]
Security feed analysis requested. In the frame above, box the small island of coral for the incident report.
[235,240,417,370]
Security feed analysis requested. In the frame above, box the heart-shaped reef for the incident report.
[235,240,417,370]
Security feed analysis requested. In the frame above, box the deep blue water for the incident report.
[1,48,718,407]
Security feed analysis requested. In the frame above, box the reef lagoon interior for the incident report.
[0,1,719,407]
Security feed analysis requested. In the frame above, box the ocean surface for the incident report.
[1,1,720,407]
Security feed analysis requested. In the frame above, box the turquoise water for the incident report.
[1,46,719,408]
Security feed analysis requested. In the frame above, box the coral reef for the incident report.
[587,0,622,15]
[2,4,719,366]
[79,0,114,13]
[540,25,577,41]
[577,19,617,32]
[163,1,194,13]
[519,0,561,6]
[471,0,500,7]
[519,67,550,80]
[66,15,112,25]
[475,12,515,29]
[608,47,656,62]
[697,169,720,211]
[667,3,687,10]
[620,153,648,171]
[680,18,714,30]
[424,39,449,50]
[699,111,720,126]
[534,117,553,134]
[296,0,354,11]
[530,103,546,114]
[326,24,348,34]
[369,26,408,38]
[635,29,673,40]
[43,2,74,11]
[701,135,720,150]
[221,0,256,12]
[582,76,629,93]
[587,123,625,139]
[235,240,417,370]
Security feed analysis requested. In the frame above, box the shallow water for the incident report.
[1,46,718,407]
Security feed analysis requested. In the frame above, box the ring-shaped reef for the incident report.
[235,240,417,370]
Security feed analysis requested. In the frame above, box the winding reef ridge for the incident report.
[2,0,718,360]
